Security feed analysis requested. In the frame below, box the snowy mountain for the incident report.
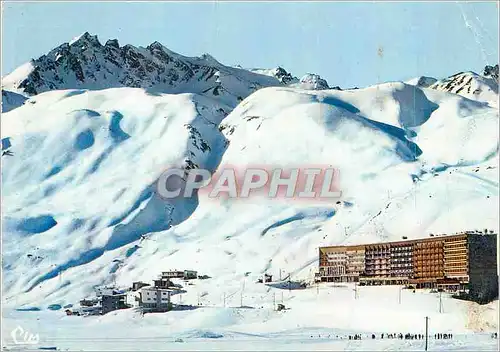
[406,66,499,107]
[248,66,298,85]
[1,32,285,108]
[1,35,499,350]
[429,70,499,107]
[291,73,330,90]
[247,68,333,90]
[2,80,498,303]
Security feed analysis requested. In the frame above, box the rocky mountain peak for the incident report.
[298,73,329,90]
[147,41,163,49]
[69,32,101,47]
[2,33,285,107]
[484,64,499,82]
[429,68,498,107]
[272,67,297,84]
[105,39,120,49]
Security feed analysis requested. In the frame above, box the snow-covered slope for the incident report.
[1,32,284,108]
[2,80,498,309]
[429,71,499,107]
[218,83,498,240]
[1,90,28,113]
[406,66,499,107]
[248,69,332,90]
[2,285,498,350]
[1,36,499,349]
[1,61,35,91]
[1,88,229,298]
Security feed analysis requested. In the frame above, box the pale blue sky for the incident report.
[2,1,499,88]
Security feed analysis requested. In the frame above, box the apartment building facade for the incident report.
[345,245,365,282]
[317,231,498,303]
[413,238,445,286]
[390,241,414,283]
[139,286,172,312]
[318,246,347,278]
[364,243,391,283]
[443,234,468,282]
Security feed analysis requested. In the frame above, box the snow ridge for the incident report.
[430,70,499,107]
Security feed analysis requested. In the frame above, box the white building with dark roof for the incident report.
[139,286,172,312]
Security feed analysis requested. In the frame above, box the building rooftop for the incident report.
[140,286,174,292]
[320,231,497,251]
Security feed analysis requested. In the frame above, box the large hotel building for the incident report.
[317,231,498,303]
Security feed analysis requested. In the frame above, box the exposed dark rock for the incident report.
[105,39,120,48]
[4,33,286,108]
[484,64,499,82]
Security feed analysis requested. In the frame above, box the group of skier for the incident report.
[310,332,500,341]
[310,332,458,340]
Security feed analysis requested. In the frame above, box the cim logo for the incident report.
[10,325,40,345]
[157,165,341,201]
